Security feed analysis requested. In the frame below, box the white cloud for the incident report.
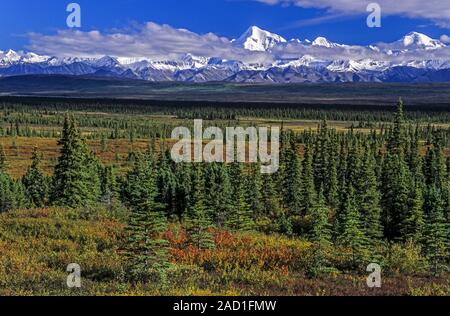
[254,0,450,28]
[441,34,450,43]
[27,22,272,63]
[24,21,450,64]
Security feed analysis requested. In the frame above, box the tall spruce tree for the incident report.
[155,150,178,218]
[124,153,170,283]
[358,146,383,244]
[313,121,330,193]
[51,115,100,207]
[300,143,316,215]
[325,139,339,209]
[423,186,448,276]
[337,186,368,268]
[282,136,302,216]
[246,162,264,218]
[309,189,332,274]
[227,162,254,231]
[402,182,425,243]
[184,164,215,249]
[100,165,118,207]
[260,172,283,226]
[380,102,411,240]
[0,145,6,171]
[204,163,233,227]
[23,147,48,207]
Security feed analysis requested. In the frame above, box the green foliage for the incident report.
[308,190,332,275]
[402,183,425,243]
[100,165,119,206]
[204,163,232,226]
[300,144,316,215]
[23,147,49,207]
[0,145,6,172]
[227,162,254,231]
[423,186,449,276]
[123,154,170,284]
[184,164,215,250]
[358,147,383,244]
[337,186,368,269]
[0,98,449,293]
[51,115,100,207]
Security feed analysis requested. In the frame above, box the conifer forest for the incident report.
[0,96,448,296]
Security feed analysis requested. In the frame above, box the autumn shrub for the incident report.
[0,207,125,295]
[381,242,428,275]
[409,282,450,296]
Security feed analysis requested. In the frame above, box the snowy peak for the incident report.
[398,32,445,49]
[5,49,20,59]
[312,37,339,48]
[92,56,120,68]
[181,53,210,68]
[234,26,287,52]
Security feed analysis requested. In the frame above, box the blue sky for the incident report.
[1,0,449,52]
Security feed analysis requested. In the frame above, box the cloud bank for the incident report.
[27,22,271,63]
[25,22,450,63]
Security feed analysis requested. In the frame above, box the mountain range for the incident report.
[1,26,450,83]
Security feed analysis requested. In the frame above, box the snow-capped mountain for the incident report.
[233,26,287,52]
[399,32,446,50]
[311,37,342,48]
[1,28,450,83]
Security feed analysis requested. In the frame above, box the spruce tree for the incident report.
[300,144,316,215]
[23,147,48,207]
[173,162,192,219]
[204,163,233,227]
[51,115,100,207]
[246,162,264,218]
[100,165,118,207]
[155,150,178,218]
[260,172,284,231]
[313,121,330,193]
[423,186,448,276]
[282,137,302,216]
[0,145,6,171]
[358,147,383,244]
[309,189,332,275]
[381,152,411,240]
[402,182,425,243]
[325,139,339,209]
[381,100,413,239]
[124,153,170,283]
[337,186,368,268]
[12,180,28,209]
[0,172,14,213]
[227,162,254,231]
[387,98,406,155]
[184,164,215,249]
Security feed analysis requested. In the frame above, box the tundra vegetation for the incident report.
[0,97,448,296]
